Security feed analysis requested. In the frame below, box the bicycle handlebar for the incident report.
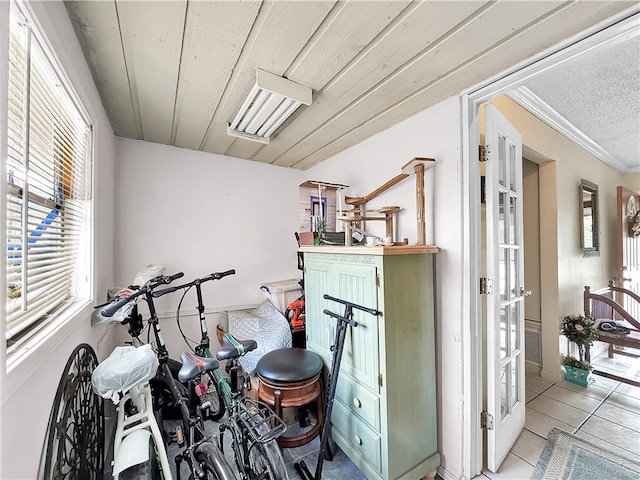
[100,272,184,317]
[152,269,236,298]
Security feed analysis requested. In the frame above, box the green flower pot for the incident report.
[563,365,591,387]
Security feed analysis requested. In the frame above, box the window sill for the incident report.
[3,300,93,402]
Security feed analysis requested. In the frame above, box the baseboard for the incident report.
[525,363,542,377]
[436,465,457,480]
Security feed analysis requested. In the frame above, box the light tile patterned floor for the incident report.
[477,347,640,480]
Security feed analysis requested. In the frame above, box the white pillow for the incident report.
[227,300,292,373]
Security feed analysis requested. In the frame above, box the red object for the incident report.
[195,381,207,396]
[286,299,305,329]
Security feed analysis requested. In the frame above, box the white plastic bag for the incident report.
[132,264,166,287]
[91,344,159,403]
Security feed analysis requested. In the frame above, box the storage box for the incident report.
[260,278,303,314]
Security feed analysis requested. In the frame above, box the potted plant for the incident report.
[560,313,599,386]
[313,217,325,245]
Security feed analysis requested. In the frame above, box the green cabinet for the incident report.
[302,246,440,480]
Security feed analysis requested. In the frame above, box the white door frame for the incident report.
[459,7,640,477]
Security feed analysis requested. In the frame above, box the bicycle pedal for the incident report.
[199,400,211,419]
[199,388,218,419]
[175,426,185,447]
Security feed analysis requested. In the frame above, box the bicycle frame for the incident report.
[110,369,173,478]
[141,279,222,479]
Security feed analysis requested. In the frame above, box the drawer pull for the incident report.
[354,434,362,446]
[352,397,362,408]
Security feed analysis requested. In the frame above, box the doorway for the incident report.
[460,9,637,477]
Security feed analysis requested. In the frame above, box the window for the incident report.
[5,2,92,347]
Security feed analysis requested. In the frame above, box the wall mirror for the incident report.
[580,179,599,257]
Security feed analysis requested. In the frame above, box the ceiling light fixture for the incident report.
[227,69,312,144]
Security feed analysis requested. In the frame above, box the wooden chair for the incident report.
[584,283,640,386]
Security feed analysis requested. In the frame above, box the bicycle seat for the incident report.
[92,345,158,403]
[217,333,257,361]
[178,352,220,383]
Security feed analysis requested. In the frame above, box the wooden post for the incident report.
[346,224,352,246]
[415,163,425,245]
[401,157,434,246]
[385,213,393,238]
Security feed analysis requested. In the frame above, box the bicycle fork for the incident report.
[112,383,173,479]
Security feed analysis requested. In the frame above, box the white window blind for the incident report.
[6,3,92,346]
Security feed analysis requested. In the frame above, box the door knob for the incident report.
[520,286,532,297]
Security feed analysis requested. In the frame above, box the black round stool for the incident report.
[256,348,324,450]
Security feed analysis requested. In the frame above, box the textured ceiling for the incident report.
[519,25,639,173]
[64,1,639,171]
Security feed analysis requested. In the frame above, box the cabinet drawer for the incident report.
[331,398,382,472]
[335,374,380,431]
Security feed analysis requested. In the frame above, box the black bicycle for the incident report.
[101,273,235,480]
[154,270,289,480]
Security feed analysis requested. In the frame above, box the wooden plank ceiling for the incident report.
[64,1,634,170]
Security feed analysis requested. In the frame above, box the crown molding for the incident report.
[507,87,634,174]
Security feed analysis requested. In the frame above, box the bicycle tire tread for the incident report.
[191,442,235,480]
[247,417,288,479]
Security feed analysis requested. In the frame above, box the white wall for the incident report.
[114,139,304,351]
[307,96,464,479]
[0,1,117,478]
[622,173,640,193]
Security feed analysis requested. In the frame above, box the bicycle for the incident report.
[156,270,289,480]
[97,273,235,480]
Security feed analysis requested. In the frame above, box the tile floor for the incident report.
[281,433,367,480]
[475,347,640,480]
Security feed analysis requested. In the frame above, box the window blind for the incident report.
[6,4,92,345]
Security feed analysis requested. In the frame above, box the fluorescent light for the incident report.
[227,69,312,144]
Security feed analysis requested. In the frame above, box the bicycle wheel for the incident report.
[248,423,288,480]
[190,442,236,480]
[201,371,225,421]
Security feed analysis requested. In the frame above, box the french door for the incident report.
[484,104,526,472]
